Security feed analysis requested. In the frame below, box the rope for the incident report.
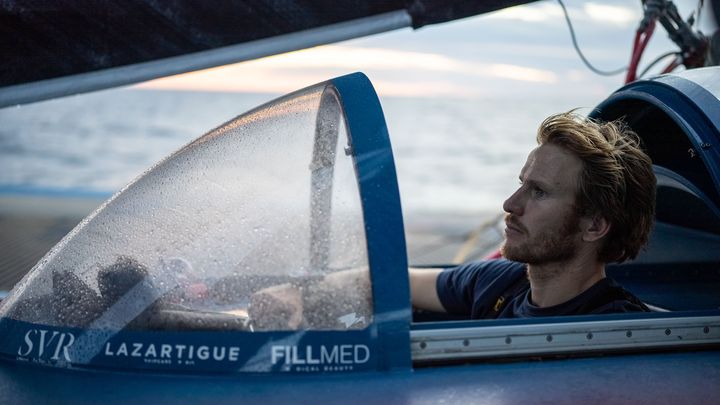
[557,0,627,76]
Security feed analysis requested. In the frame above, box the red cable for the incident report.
[625,20,657,84]
[625,31,643,83]
[637,22,656,60]
[661,56,681,73]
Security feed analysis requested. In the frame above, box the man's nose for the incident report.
[503,188,524,215]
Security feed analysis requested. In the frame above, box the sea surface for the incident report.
[0,87,601,215]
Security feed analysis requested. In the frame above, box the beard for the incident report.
[501,210,582,265]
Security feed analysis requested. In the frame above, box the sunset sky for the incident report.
[137,0,713,102]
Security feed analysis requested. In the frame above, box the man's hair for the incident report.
[536,112,656,263]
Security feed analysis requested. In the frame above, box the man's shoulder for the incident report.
[441,259,527,298]
[436,259,527,316]
[584,278,651,314]
[451,259,526,276]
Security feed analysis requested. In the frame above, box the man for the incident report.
[410,112,656,318]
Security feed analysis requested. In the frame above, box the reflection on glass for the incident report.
[1,83,372,332]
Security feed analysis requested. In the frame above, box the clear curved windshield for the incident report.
[0,83,372,332]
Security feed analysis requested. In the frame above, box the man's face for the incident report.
[501,143,584,265]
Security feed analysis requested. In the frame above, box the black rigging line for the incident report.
[638,51,681,78]
[693,0,704,26]
[557,0,627,76]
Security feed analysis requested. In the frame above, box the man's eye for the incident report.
[532,187,546,198]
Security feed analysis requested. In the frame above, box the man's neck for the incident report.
[526,253,606,308]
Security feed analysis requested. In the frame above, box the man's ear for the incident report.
[581,215,611,242]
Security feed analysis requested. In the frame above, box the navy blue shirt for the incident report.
[437,260,649,319]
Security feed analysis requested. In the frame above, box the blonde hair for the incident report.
[537,112,656,263]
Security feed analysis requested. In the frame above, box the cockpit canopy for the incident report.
[0,74,411,374]
[2,81,378,332]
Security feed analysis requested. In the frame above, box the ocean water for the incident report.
[0,87,599,215]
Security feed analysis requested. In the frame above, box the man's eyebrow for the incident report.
[523,177,554,190]
[518,167,554,190]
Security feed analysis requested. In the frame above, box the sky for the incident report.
[137,0,716,103]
